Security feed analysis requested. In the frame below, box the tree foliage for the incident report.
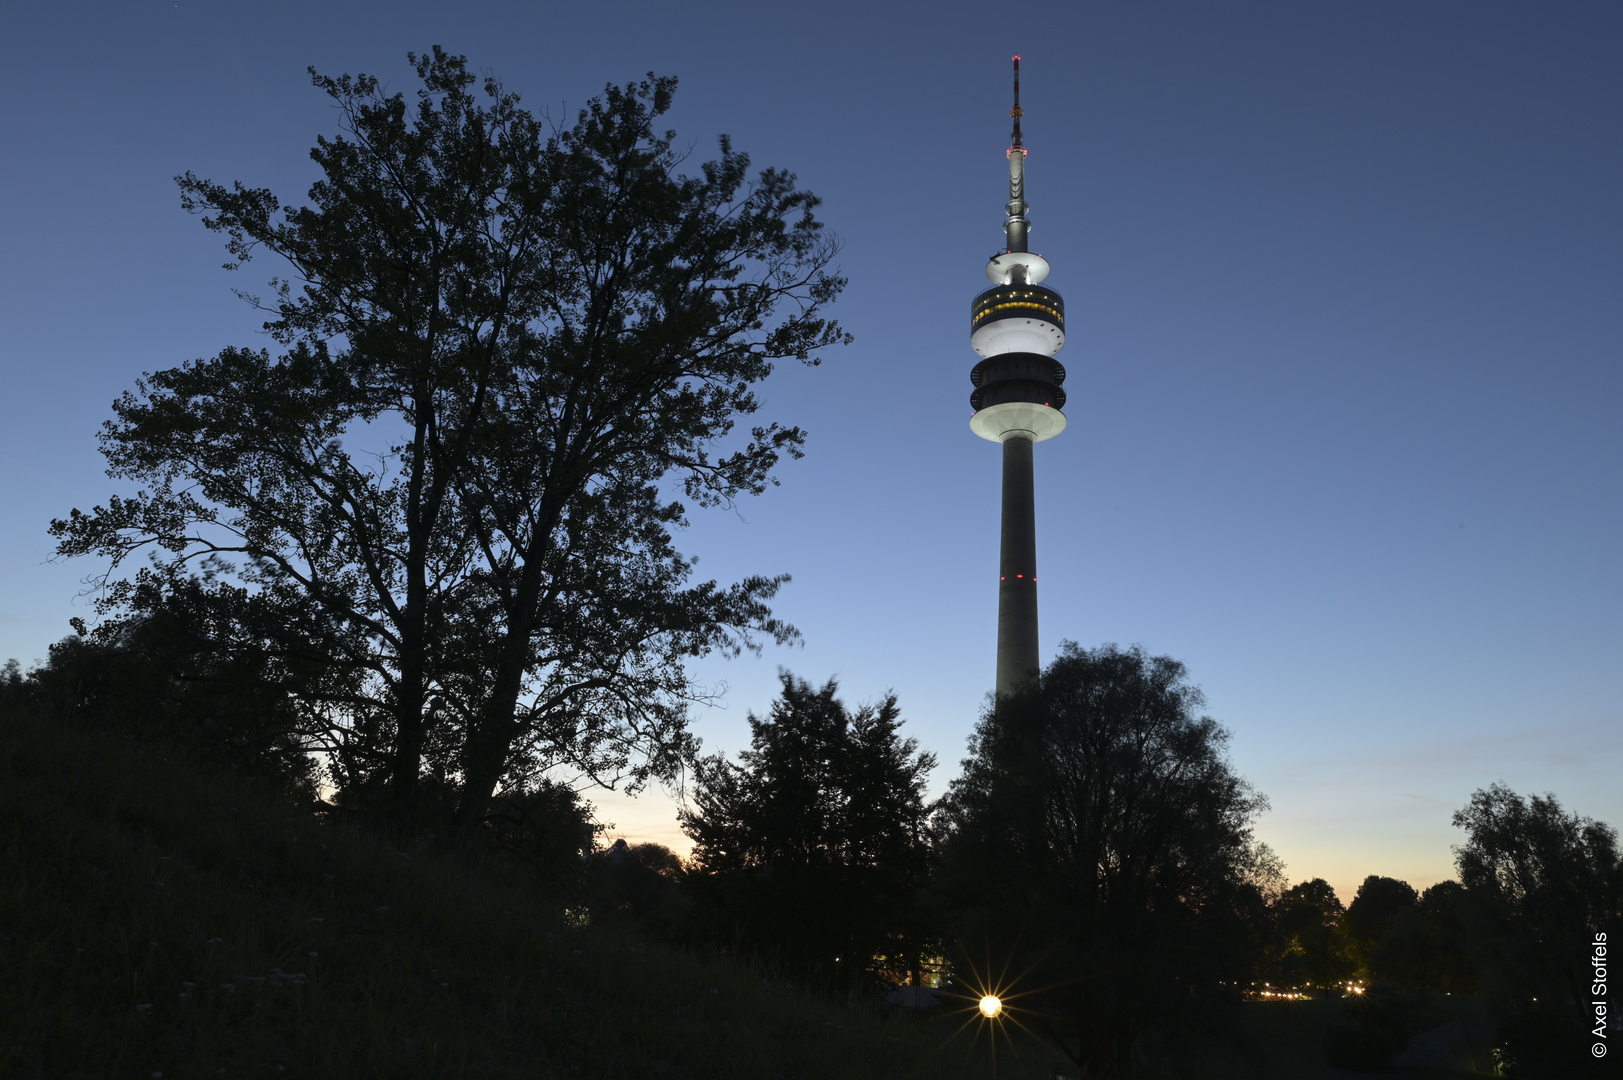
[932,643,1276,1078]
[50,48,848,840]
[1291,874,1480,995]
[1452,783,1621,1076]
[1268,877,1352,991]
[1341,875,1422,986]
[9,568,323,799]
[680,672,936,988]
[1411,880,1478,994]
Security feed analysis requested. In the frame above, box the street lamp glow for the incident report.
[978,994,1003,1018]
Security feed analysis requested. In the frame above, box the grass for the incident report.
[1239,996,1497,1079]
[0,710,1070,1079]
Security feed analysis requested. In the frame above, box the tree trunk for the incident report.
[451,715,515,847]
[449,491,562,848]
[449,628,534,847]
[388,670,425,824]
[387,550,430,825]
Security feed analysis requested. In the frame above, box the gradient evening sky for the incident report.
[2,1,1618,903]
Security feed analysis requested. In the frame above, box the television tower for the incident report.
[969,55,1067,698]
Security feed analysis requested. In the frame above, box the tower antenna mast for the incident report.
[1011,54,1024,148]
[1005,56,1030,256]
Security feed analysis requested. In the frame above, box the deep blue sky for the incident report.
[3,1,1618,901]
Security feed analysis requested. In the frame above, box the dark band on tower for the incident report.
[968,56,1068,698]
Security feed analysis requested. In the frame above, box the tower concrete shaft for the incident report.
[996,435,1040,694]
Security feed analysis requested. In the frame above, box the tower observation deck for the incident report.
[971,56,1067,697]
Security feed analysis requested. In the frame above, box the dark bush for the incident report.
[588,839,690,934]
[483,779,601,898]
[15,604,320,801]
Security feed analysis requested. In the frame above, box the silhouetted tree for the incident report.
[1453,784,1621,1077]
[51,48,847,842]
[0,659,26,721]
[932,643,1276,1079]
[625,841,685,878]
[1272,877,1352,992]
[680,672,935,988]
[1328,874,1481,993]
[1413,880,1478,994]
[1342,874,1425,986]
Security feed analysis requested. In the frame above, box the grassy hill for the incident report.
[0,709,1065,1080]
[1,707,1507,1079]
